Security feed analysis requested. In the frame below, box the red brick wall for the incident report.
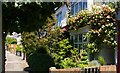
[100,65,116,73]
[49,65,116,73]
[49,67,82,73]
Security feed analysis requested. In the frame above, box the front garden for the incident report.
[6,2,118,73]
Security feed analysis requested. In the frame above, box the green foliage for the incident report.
[60,58,76,68]
[21,32,40,56]
[2,2,62,33]
[52,39,88,68]
[21,13,89,69]
[68,4,117,54]
[21,31,54,72]
[85,43,98,54]
[88,60,100,67]
[51,39,73,68]
[6,37,17,44]
[76,50,89,68]
[35,45,50,54]
[16,45,25,52]
[98,56,106,65]
[22,27,89,69]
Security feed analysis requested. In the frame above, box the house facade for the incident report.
[55,1,117,65]
[55,4,68,28]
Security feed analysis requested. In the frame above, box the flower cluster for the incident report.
[102,4,115,12]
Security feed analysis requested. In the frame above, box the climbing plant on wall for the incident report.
[68,4,117,53]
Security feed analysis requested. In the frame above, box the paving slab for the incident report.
[5,51,28,73]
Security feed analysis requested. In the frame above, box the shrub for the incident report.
[98,56,106,65]
[27,53,55,72]
[52,39,89,69]
[6,37,17,44]
[35,45,49,54]
[76,50,89,68]
[16,45,24,52]
[21,32,40,56]
[88,60,100,67]
[60,58,76,68]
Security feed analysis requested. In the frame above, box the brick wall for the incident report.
[100,65,116,73]
[49,65,116,73]
[49,67,83,73]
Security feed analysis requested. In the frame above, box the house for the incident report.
[55,3,68,31]
[55,0,117,65]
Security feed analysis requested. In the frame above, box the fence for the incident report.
[49,65,116,73]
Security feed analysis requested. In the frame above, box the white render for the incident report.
[55,4,68,27]
[87,0,94,10]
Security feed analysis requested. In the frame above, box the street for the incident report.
[5,50,28,72]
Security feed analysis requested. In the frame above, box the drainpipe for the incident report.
[118,21,120,73]
[117,6,120,73]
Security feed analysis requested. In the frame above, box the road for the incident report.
[5,50,29,72]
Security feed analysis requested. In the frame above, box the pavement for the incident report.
[5,50,29,72]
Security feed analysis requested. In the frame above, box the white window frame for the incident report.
[70,25,90,53]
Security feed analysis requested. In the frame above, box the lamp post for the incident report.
[117,2,120,73]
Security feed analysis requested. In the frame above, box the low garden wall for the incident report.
[49,65,116,73]
[100,65,116,73]
[49,67,83,73]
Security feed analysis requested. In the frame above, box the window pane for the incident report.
[75,3,79,14]
[74,44,78,48]
[71,5,74,15]
[70,2,75,5]
[79,44,82,49]
[74,34,78,43]
[83,2,87,10]
[70,36,73,41]
[83,43,87,49]
[79,2,82,11]
[79,34,82,42]
[83,34,87,42]
[78,44,83,53]
[57,12,62,26]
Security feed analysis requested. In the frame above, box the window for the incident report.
[83,2,87,10]
[75,3,79,14]
[57,12,62,26]
[71,5,74,15]
[79,2,82,11]
[70,33,88,53]
[71,0,87,15]
[71,2,79,15]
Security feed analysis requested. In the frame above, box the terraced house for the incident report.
[55,0,117,65]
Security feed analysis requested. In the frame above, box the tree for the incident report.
[3,2,62,36]
[2,2,62,71]
[6,37,17,44]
